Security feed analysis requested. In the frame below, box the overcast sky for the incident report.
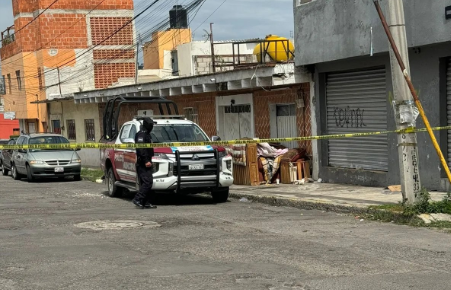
[0,0,294,43]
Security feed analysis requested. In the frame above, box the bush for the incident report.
[403,188,451,216]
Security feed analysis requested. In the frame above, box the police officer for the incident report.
[132,117,157,209]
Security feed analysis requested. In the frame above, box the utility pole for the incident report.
[210,23,216,73]
[384,0,420,204]
[57,67,63,96]
[135,33,142,84]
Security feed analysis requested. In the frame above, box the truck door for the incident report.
[115,123,137,182]
[114,124,131,181]
[122,124,138,183]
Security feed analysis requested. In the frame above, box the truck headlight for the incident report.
[226,160,232,171]
[155,153,169,159]
[168,162,174,176]
[218,151,227,158]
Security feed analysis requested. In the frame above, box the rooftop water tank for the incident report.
[169,5,188,29]
[253,35,295,62]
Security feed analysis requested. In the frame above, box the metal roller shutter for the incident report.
[447,59,451,167]
[326,68,389,171]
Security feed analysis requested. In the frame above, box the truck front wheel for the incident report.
[211,188,229,203]
[107,168,122,197]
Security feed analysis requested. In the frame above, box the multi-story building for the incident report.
[0,0,135,134]
[294,0,451,190]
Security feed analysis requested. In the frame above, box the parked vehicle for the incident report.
[100,96,234,203]
[11,133,82,182]
[0,138,17,176]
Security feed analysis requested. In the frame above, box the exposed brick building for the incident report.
[0,0,135,133]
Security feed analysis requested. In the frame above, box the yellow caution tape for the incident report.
[1,125,450,150]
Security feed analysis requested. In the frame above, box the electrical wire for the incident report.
[3,0,217,98]
[0,0,109,67]
[13,0,60,36]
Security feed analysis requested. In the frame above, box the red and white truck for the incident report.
[100,96,233,203]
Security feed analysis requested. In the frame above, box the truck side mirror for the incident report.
[212,136,221,141]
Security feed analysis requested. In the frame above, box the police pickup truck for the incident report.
[100,96,233,203]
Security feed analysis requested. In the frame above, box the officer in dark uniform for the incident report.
[132,117,157,209]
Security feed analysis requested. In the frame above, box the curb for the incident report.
[229,190,384,215]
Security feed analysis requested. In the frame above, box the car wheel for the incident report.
[11,164,21,180]
[107,168,122,197]
[1,164,9,176]
[73,174,81,181]
[211,188,229,203]
[26,165,35,182]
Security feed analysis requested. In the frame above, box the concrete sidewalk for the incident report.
[229,183,447,213]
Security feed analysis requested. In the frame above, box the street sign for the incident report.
[4,111,16,120]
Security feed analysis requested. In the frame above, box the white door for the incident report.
[223,105,252,141]
[276,104,297,148]
[28,122,36,134]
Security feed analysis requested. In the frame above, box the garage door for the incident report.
[326,68,389,171]
[447,58,451,167]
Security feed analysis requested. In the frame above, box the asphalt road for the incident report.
[1,174,451,290]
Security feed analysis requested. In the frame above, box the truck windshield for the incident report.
[29,136,71,151]
[151,124,209,143]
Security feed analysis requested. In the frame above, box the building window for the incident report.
[184,107,199,124]
[7,74,11,93]
[85,119,95,141]
[67,119,76,140]
[15,70,22,90]
[52,120,61,134]
[1,76,5,95]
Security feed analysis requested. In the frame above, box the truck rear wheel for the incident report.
[107,168,122,197]
[211,188,229,203]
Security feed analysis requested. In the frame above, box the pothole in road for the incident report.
[74,220,161,230]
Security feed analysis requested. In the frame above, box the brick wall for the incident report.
[98,93,217,139]
[93,49,135,60]
[38,14,88,49]
[94,63,135,89]
[253,84,312,156]
[90,17,134,46]
[96,86,313,154]
[13,0,133,14]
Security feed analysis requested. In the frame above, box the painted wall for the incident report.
[143,29,192,70]
[177,41,255,77]
[0,113,19,139]
[294,0,451,66]
[48,100,101,167]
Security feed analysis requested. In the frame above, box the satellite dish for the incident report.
[202,29,211,43]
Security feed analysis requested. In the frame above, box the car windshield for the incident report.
[151,124,209,143]
[29,136,70,151]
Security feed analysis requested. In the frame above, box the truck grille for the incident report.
[174,150,221,190]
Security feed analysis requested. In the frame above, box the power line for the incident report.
[4,0,214,97]
[0,0,109,67]
[25,0,201,88]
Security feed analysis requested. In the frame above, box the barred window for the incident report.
[52,120,61,134]
[67,119,76,140]
[85,119,95,141]
[184,107,199,124]
[15,70,22,91]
